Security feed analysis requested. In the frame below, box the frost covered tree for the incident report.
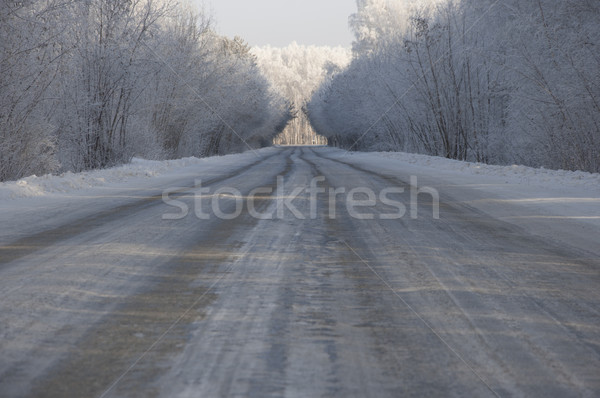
[0,0,292,180]
[0,0,65,180]
[142,15,292,159]
[308,0,600,172]
[497,0,600,171]
[253,43,350,145]
[54,0,171,171]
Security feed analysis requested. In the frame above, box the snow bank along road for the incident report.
[1,147,599,397]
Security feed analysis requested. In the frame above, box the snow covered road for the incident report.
[1,147,599,397]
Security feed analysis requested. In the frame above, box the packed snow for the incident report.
[0,157,218,200]
[0,148,277,243]
[2,147,598,255]
[327,149,600,257]
[3,149,598,201]
[376,151,600,191]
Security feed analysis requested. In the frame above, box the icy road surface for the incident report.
[1,147,599,397]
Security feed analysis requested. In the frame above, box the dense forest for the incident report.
[0,0,292,181]
[308,0,600,172]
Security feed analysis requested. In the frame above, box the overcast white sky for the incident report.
[197,0,356,47]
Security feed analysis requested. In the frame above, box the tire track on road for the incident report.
[0,149,285,268]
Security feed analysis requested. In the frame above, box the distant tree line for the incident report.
[253,43,350,146]
[0,0,292,181]
[308,0,600,172]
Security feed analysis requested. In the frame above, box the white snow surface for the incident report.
[0,148,279,243]
[1,146,598,254]
[0,156,233,200]
[326,149,600,257]
[2,148,598,201]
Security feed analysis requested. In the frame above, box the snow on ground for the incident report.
[377,151,600,190]
[1,146,598,254]
[0,158,195,200]
[325,148,600,257]
[0,155,243,200]
[4,147,597,202]
[0,148,285,201]
[0,148,278,243]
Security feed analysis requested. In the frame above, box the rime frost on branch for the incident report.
[0,0,292,180]
[308,0,600,173]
